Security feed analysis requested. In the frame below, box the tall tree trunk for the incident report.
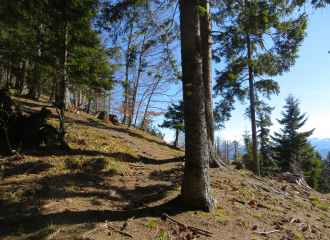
[122,8,135,125]
[140,92,153,130]
[200,0,222,168]
[95,97,98,113]
[64,88,71,110]
[20,60,28,95]
[179,0,215,212]
[55,82,59,104]
[14,63,21,90]
[133,88,148,126]
[174,129,179,147]
[6,62,11,88]
[128,33,147,128]
[60,22,69,132]
[247,33,260,176]
[87,98,92,114]
[108,90,111,113]
[78,90,82,107]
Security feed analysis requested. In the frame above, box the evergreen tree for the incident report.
[301,146,322,189]
[212,0,308,176]
[255,101,277,176]
[242,128,254,171]
[318,152,330,193]
[158,101,184,147]
[272,94,315,172]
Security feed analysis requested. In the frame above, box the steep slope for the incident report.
[0,96,330,240]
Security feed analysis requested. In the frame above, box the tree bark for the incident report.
[179,0,216,212]
[20,60,28,95]
[122,7,135,125]
[128,33,147,128]
[247,33,260,176]
[60,21,69,132]
[174,128,179,147]
[199,0,225,168]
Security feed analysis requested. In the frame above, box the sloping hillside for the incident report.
[1,96,330,240]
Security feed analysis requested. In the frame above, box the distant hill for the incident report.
[309,137,330,158]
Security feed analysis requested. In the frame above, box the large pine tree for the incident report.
[272,94,315,172]
[212,0,308,176]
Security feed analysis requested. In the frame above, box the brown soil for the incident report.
[1,97,330,240]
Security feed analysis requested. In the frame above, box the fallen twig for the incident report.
[141,203,213,236]
[257,184,271,192]
[108,225,133,237]
[82,224,107,238]
[24,162,43,174]
[163,213,213,236]
[46,229,61,240]
[121,216,135,231]
[233,198,246,205]
[253,230,282,235]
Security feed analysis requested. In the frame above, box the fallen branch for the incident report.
[257,184,271,192]
[108,225,133,237]
[163,213,213,236]
[81,223,107,239]
[233,198,246,205]
[46,229,61,240]
[291,184,309,198]
[253,230,282,235]
[121,216,135,231]
[24,162,43,174]
[141,203,213,236]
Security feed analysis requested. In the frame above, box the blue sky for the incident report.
[156,6,330,144]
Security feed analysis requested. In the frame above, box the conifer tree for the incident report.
[272,94,315,172]
[212,0,308,176]
[242,128,254,171]
[318,152,330,193]
[255,101,277,176]
[158,101,184,147]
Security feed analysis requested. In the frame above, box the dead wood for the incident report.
[24,162,43,174]
[121,216,135,231]
[46,229,61,240]
[81,223,108,239]
[163,213,213,236]
[253,230,282,235]
[108,225,133,237]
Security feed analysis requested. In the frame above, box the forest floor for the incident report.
[1,96,330,240]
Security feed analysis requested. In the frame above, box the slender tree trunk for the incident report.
[133,88,148,126]
[247,33,260,176]
[0,66,2,85]
[128,33,147,128]
[95,98,98,113]
[140,92,153,130]
[122,8,135,125]
[14,63,21,90]
[55,82,59,104]
[179,0,215,212]
[174,129,179,147]
[6,62,11,88]
[87,98,91,114]
[200,0,223,168]
[60,22,69,132]
[78,90,82,107]
[108,91,111,113]
[20,60,28,94]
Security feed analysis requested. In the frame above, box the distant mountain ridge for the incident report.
[309,138,330,158]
